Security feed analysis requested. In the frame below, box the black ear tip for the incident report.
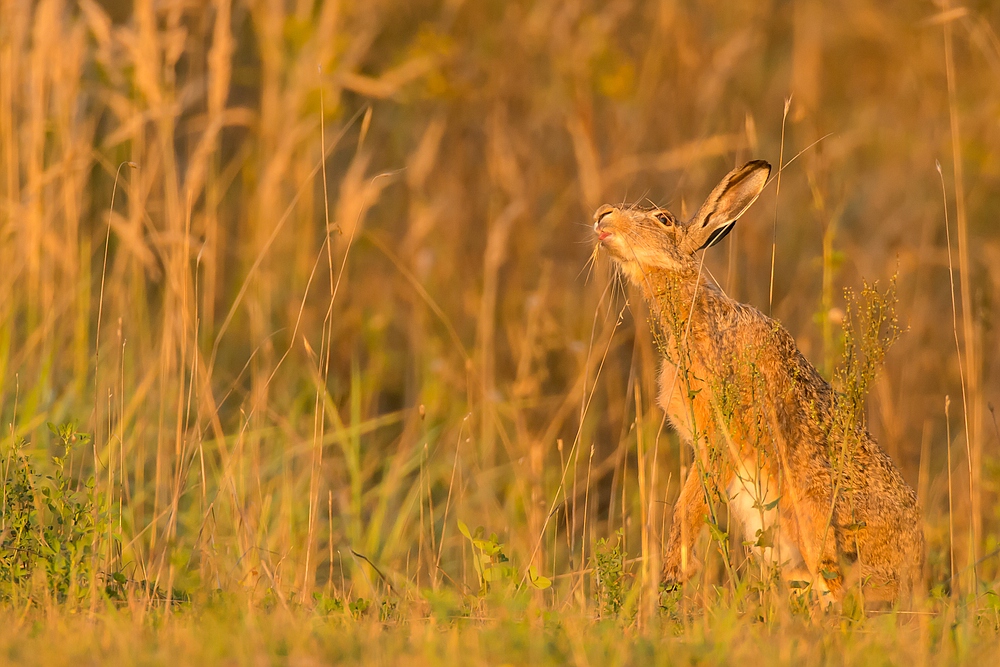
[697,220,736,250]
[745,159,772,174]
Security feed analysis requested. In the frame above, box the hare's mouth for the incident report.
[598,230,612,241]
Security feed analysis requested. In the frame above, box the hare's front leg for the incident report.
[662,465,709,587]
[783,478,844,601]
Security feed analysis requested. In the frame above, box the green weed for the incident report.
[0,423,115,603]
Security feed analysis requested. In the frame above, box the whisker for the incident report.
[578,246,600,282]
[605,267,619,320]
[634,190,652,210]
[585,254,600,285]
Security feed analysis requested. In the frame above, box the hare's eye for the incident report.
[655,213,672,226]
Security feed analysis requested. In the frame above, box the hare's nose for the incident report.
[593,205,615,230]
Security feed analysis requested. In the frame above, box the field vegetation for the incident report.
[1,0,1000,663]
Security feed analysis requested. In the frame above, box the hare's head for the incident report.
[594,160,771,282]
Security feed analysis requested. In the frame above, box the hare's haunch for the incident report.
[594,161,923,605]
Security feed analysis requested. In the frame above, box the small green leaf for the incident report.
[457,519,472,540]
[754,526,775,549]
[705,521,728,544]
[527,565,552,590]
[820,569,840,580]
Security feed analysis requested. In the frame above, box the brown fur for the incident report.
[593,161,923,606]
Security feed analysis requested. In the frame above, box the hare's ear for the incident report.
[681,160,771,253]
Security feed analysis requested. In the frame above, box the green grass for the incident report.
[0,596,996,666]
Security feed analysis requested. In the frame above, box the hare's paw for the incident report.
[816,561,843,597]
[787,579,841,615]
[661,554,699,589]
[816,587,840,612]
[660,572,682,593]
[811,563,844,611]
[661,561,681,589]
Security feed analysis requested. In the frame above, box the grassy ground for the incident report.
[1,0,1000,663]
[0,597,998,666]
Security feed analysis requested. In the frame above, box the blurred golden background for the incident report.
[0,0,998,602]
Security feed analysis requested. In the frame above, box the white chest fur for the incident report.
[725,457,803,570]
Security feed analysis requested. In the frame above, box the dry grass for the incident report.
[1,0,1000,663]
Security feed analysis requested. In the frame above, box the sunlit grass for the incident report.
[0,0,999,663]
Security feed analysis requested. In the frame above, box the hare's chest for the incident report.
[726,459,801,567]
[656,357,712,443]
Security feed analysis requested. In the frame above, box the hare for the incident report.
[593,160,923,606]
